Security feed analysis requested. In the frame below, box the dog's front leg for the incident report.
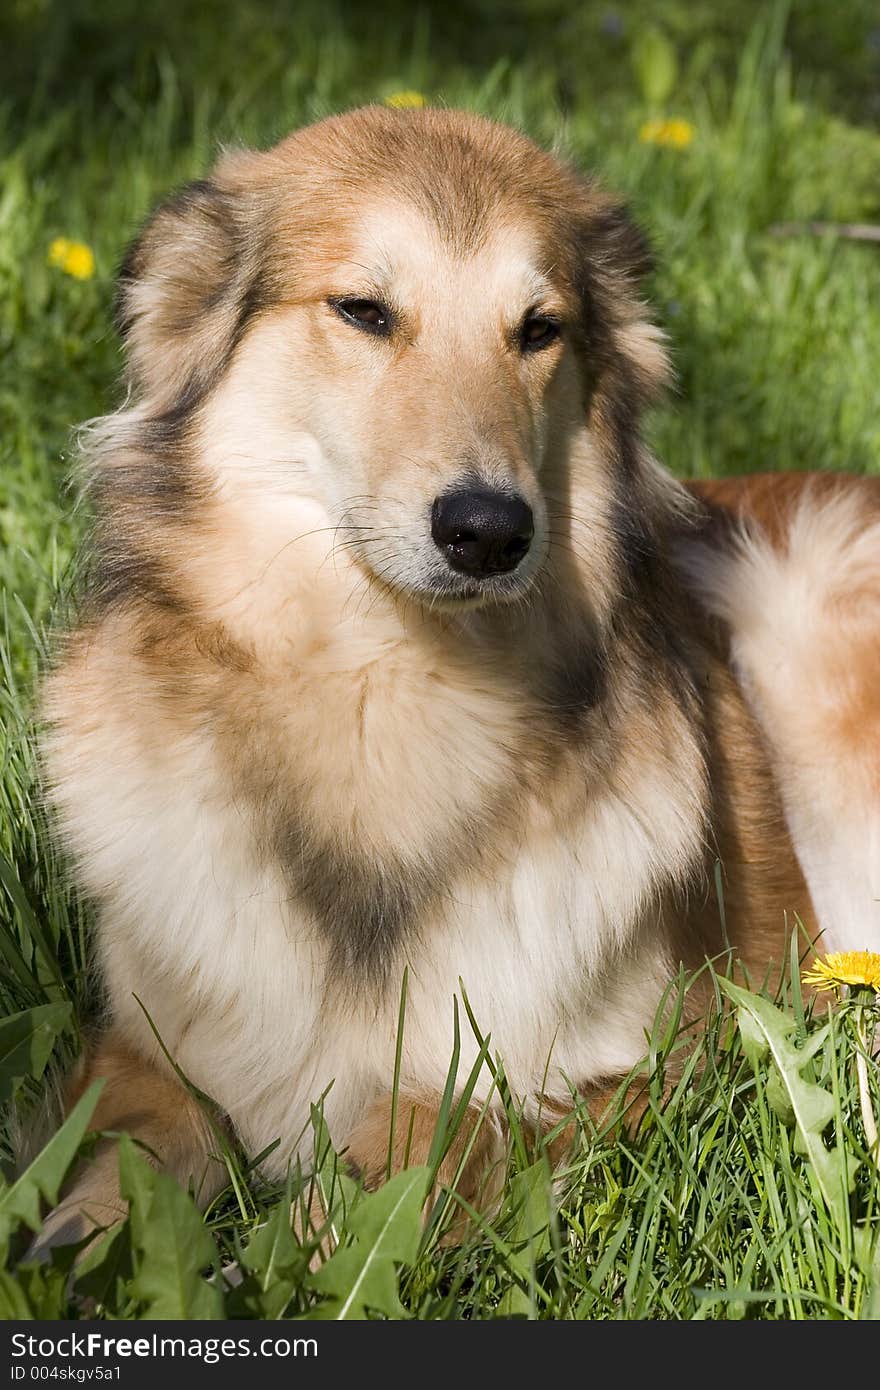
[27,1030,226,1256]
[344,1093,506,1225]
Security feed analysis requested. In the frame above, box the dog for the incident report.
[35,105,880,1247]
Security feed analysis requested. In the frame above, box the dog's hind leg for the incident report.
[27,1030,226,1257]
[682,484,880,954]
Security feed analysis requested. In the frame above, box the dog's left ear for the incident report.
[588,202,655,286]
[115,177,262,411]
[576,198,670,406]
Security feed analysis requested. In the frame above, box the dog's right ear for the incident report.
[115,179,259,410]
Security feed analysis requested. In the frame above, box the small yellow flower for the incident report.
[639,117,695,149]
[802,951,880,995]
[384,90,426,109]
[47,237,95,280]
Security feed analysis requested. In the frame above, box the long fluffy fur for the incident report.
[33,107,877,1245]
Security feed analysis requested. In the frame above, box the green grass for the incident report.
[2,2,880,1318]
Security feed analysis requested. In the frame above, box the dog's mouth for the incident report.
[417,566,538,609]
[356,546,544,612]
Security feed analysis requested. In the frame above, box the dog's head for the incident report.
[114,107,672,611]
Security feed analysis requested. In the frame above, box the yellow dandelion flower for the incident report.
[48,237,95,280]
[638,118,695,150]
[801,950,880,995]
[385,90,426,109]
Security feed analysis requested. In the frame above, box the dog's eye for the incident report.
[520,315,561,353]
[330,298,393,335]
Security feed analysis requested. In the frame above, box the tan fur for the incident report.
[33,109,880,1250]
[33,1033,225,1251]
[346,1094,506,1237]
[682,474,880,952]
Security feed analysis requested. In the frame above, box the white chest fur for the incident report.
[45,512,705,1173]
[52,697,697,1174]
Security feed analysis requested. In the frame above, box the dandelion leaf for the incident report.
[235,1185,307,1319]
[309,1166,429,1319]
[119,1137,222,1319]
[498,1159,553,1317]
[0,1261,67,1318]
[737,1005,770,1069]
[0,1002,72,1103]
[73,1221,133,1309]
[720,979,849,1230]
[0,1080,102,1260]
[765,1064,795,1126]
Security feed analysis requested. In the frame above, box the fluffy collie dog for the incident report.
[38,106,880,1244]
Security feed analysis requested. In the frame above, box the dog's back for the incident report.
[682,472,880,955]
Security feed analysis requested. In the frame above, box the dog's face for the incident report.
[116,108,669,611]
[268,202,572,606]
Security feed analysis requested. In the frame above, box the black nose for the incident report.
[431,489,534,577]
